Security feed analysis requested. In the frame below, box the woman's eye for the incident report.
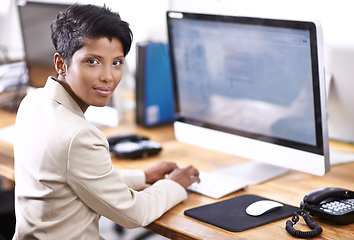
[88,59,99,64]
[113,60,123,66]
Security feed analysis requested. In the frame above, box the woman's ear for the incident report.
[54,53,67,77]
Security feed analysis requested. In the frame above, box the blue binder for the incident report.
[136,42,175,127]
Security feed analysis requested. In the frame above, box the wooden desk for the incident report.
[1,108,354,239]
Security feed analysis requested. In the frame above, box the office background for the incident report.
[1,0,353,83]
[1,0,354,137]
[1,1,354,239]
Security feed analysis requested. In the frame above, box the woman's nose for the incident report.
[99,66,113,83]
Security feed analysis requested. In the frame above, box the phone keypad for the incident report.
[113,142,141,152]
[320,199,354,215]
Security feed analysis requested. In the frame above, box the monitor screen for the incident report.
[167,11,330,176]
[17,1,71,88]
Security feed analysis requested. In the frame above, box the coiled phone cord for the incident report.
[285,208,323,238]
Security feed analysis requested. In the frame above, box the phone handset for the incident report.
[303,187,354,205]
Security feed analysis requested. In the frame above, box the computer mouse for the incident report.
[245,200,283,216]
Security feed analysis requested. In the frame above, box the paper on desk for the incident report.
[0,124,15,143]
[0,62,29,92]
[330,150,354,165]
[84,105,119,128]
[0,106,118,145]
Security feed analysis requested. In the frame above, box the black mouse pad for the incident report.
[184,194,299,232]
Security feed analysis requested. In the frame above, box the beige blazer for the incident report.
[13,77,187,240]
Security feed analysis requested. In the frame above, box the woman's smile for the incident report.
[94,87,113,97]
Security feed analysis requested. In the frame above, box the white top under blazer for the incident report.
[13,77,187,240]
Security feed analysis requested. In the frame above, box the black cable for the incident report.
[285,210,322,239]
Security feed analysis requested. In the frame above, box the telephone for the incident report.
[107,134,162,159]
[301,187,354,225]
[286,187,354,238]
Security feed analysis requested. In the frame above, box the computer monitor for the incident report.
[167,11,330,180]
[17,1,71,88]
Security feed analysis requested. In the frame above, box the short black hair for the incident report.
[51,4,133,66]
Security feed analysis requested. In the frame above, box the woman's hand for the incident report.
[144,162,200,189]
[144,162,178,184]
[165,165,200,189]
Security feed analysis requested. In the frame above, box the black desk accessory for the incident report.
[107,134,162,159]
[184,194,299,232]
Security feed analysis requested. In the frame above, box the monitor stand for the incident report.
[212,161,289,185]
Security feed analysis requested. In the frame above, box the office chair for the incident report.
[114,224,154,240]
[0,189,15,240]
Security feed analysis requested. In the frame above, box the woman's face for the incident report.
[56,37,125,112]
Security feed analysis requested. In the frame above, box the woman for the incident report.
[13,4,199,239]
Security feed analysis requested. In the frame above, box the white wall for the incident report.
[0,0,24,62]
[1,0,353,73]
[0,0,169,72]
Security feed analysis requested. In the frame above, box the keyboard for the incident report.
[187,171,247,199]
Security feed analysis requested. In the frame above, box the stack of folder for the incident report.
[0,61,28,111]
